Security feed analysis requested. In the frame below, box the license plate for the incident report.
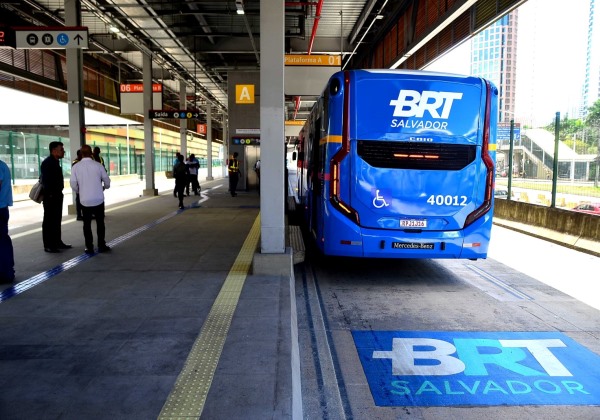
[400,219,427,228]
[392,242,435,250]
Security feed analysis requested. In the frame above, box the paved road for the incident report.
[296,224,600,419]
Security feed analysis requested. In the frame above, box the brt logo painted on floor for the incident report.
[352,331,600,406]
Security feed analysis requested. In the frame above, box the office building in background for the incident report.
[581,0,600,117]
[470,10,519,124]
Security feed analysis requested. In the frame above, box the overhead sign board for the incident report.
[236,128,260,135]
[149,110,201,119]
[284,54,341,66]
[284,55,341,96]
[121,84,162,93]
[232,136,260,145]
[120,83,162,115]
[14,26,88,49]
[353,330,600,406]
[0,27,17,48]
[285,120,305,137]
[235,84,255,104]
[497,123,522,141]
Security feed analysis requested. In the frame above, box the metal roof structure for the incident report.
[1,0,384,120]
[0,1,523,126]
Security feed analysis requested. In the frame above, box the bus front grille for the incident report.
[357,141,476,170]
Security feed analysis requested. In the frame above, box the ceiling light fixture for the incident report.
[343,0,389,70]
[235,0,245,15]
[109,25,120,34]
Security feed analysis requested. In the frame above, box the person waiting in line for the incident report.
[228,152,240,197]
[0,158,15,283]
[40,141,71,253]
[173,151,181,197]
[186,153,200,196]
[71,149,84,221]
[71,149,82,166]
[173,154,189,209]
[70,144,111,255]
[254,159,260,179]
[93,146,106,170]
[254,159,261,194]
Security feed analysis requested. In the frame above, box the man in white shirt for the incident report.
[70,144,111,254]
[186,153,200,196]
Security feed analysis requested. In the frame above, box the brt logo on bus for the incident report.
[352,331,600,406]
[389,90,463,119]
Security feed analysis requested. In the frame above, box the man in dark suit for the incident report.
[40,141,72,253]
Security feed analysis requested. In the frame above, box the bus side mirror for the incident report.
[292,151,297,160]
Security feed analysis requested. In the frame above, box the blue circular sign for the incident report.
[57,33,69,46]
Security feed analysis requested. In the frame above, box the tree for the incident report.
[586,99,600,186]
[545,115,585,149]
[586,99,600,130]
[586,99,600,156]
[539,100,600,154]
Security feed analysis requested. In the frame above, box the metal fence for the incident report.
[496,118,600,214]
[0,130,224,184]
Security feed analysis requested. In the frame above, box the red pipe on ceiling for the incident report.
[294,96,301,118]
[307,0,324,55]
[294,0,324,120]
[285,2,319,5]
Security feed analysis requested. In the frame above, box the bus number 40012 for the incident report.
[427,195,468,206]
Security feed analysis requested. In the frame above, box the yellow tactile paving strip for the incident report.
[158,214,261,419]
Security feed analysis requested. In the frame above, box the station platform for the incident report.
[0,176,298,419]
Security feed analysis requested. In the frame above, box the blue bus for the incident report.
[292,69,498,259]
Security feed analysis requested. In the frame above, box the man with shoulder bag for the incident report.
[29,178,44,203]
[40,141,71,253]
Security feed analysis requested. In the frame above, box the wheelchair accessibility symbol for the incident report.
[373,190,390,208]
[57,33,69,46]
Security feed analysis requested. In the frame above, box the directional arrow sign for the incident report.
[14,26,89,49]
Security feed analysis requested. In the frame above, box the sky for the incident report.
[0,86,141,127]
[425,0,591,127]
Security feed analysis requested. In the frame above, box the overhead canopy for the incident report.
[0,86,141,127]
[0,1,520,122]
